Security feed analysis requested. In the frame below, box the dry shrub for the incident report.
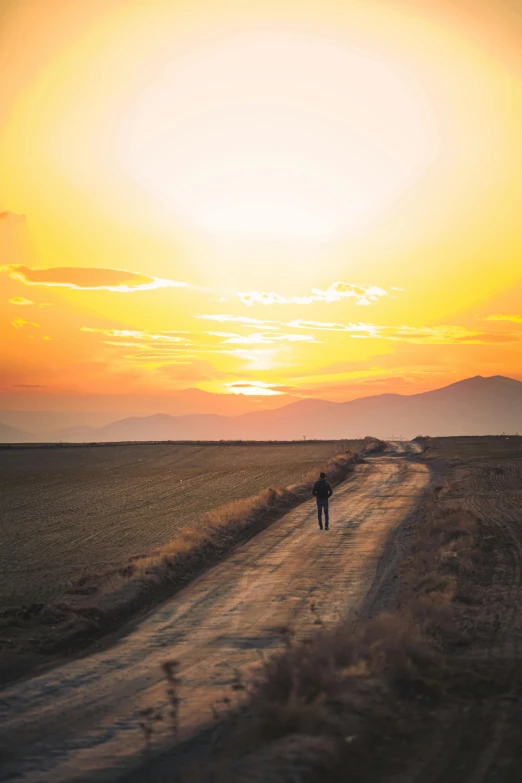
[6,447,364,665]
[189,610,441,783]
[361,437,388,454]
[223,734,338,783]
[185,492,484,782]
[227,612,438,748]
[398,506,480,643]
[93,450,361,597]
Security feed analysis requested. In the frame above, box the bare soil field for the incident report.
[0,439,369,686]
[387,435,522,783]
[420,433,522,461]
[4,437,520,783]
[0,444,427,782]
[0,440,360,608]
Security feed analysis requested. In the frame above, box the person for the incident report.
[312,472,333,530]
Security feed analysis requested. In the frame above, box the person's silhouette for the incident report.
[312,472,333,530]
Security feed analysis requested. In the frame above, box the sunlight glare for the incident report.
[123,32,439,239]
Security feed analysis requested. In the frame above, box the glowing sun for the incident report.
[124,32,439,238]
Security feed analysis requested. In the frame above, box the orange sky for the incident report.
[1,0,521,414]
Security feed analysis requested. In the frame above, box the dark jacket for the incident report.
[312,479,333,500]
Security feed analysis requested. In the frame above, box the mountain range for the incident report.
[1,375,521,443]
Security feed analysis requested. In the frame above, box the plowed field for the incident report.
[0,441,360,607]
[0,446,429,783]
[396,436,522,783]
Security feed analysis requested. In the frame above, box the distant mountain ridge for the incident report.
[0,388,301,434]
[1,375,521,443]
[0,422,30,443]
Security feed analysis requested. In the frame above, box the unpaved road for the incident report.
[0,449,429,783]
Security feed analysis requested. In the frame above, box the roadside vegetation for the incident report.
[0,438,384,685]
[0,440,365,607]
[173,436,522,782]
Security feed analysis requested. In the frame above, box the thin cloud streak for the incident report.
[197,314,280,327]
[485,314,522,323]
[2,265,186,292]
[237,281,390,307]
[12,318,40,329]
[81,327,189,342]
[207,331,319,345]
[0,211,26,222]
[197,314,520,344]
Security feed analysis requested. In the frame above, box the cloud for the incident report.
[82,329,263,363]
[227,382,299,394]
[81,327,189,342]
[9,296,52,307]
[346,323,521,344]
[237,282,390,307]
[225,381,284,396]
[81,323,253,360]
[377,324,521,344]
[13,384,46,388]
[12,318,40,329]
[0,211,26,223]
[199,313,339,331]
[197,313,520,344]
[118,346,267,363]
[198,314,378,335]
[207,331,319,345]
[1,265,186,292]
[485,314,522,324]
[228,382,267,389]
[288,319,355,332]
[196,314,281,330]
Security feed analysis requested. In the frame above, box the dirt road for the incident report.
[0,450,429,783]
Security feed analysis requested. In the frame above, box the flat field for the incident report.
[0,440,360,607]
[422,437,522,549]
[421,434,522,461]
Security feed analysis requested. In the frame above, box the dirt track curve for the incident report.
[0,446,429,783]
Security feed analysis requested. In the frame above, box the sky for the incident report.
[1,0,521,416]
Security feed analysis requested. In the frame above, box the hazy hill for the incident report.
[91,413,228,441]
[0,423,32,443]
[225,375,522,440]
[4,374,517,443]
[0,389,299,435]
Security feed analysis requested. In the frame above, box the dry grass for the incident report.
[182,469,486,782]
[1,440,364,607]
[0,442,377,684]
[65,446,363,601]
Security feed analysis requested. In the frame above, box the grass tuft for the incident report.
[1,443,380,682]
[182,473,487,782]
